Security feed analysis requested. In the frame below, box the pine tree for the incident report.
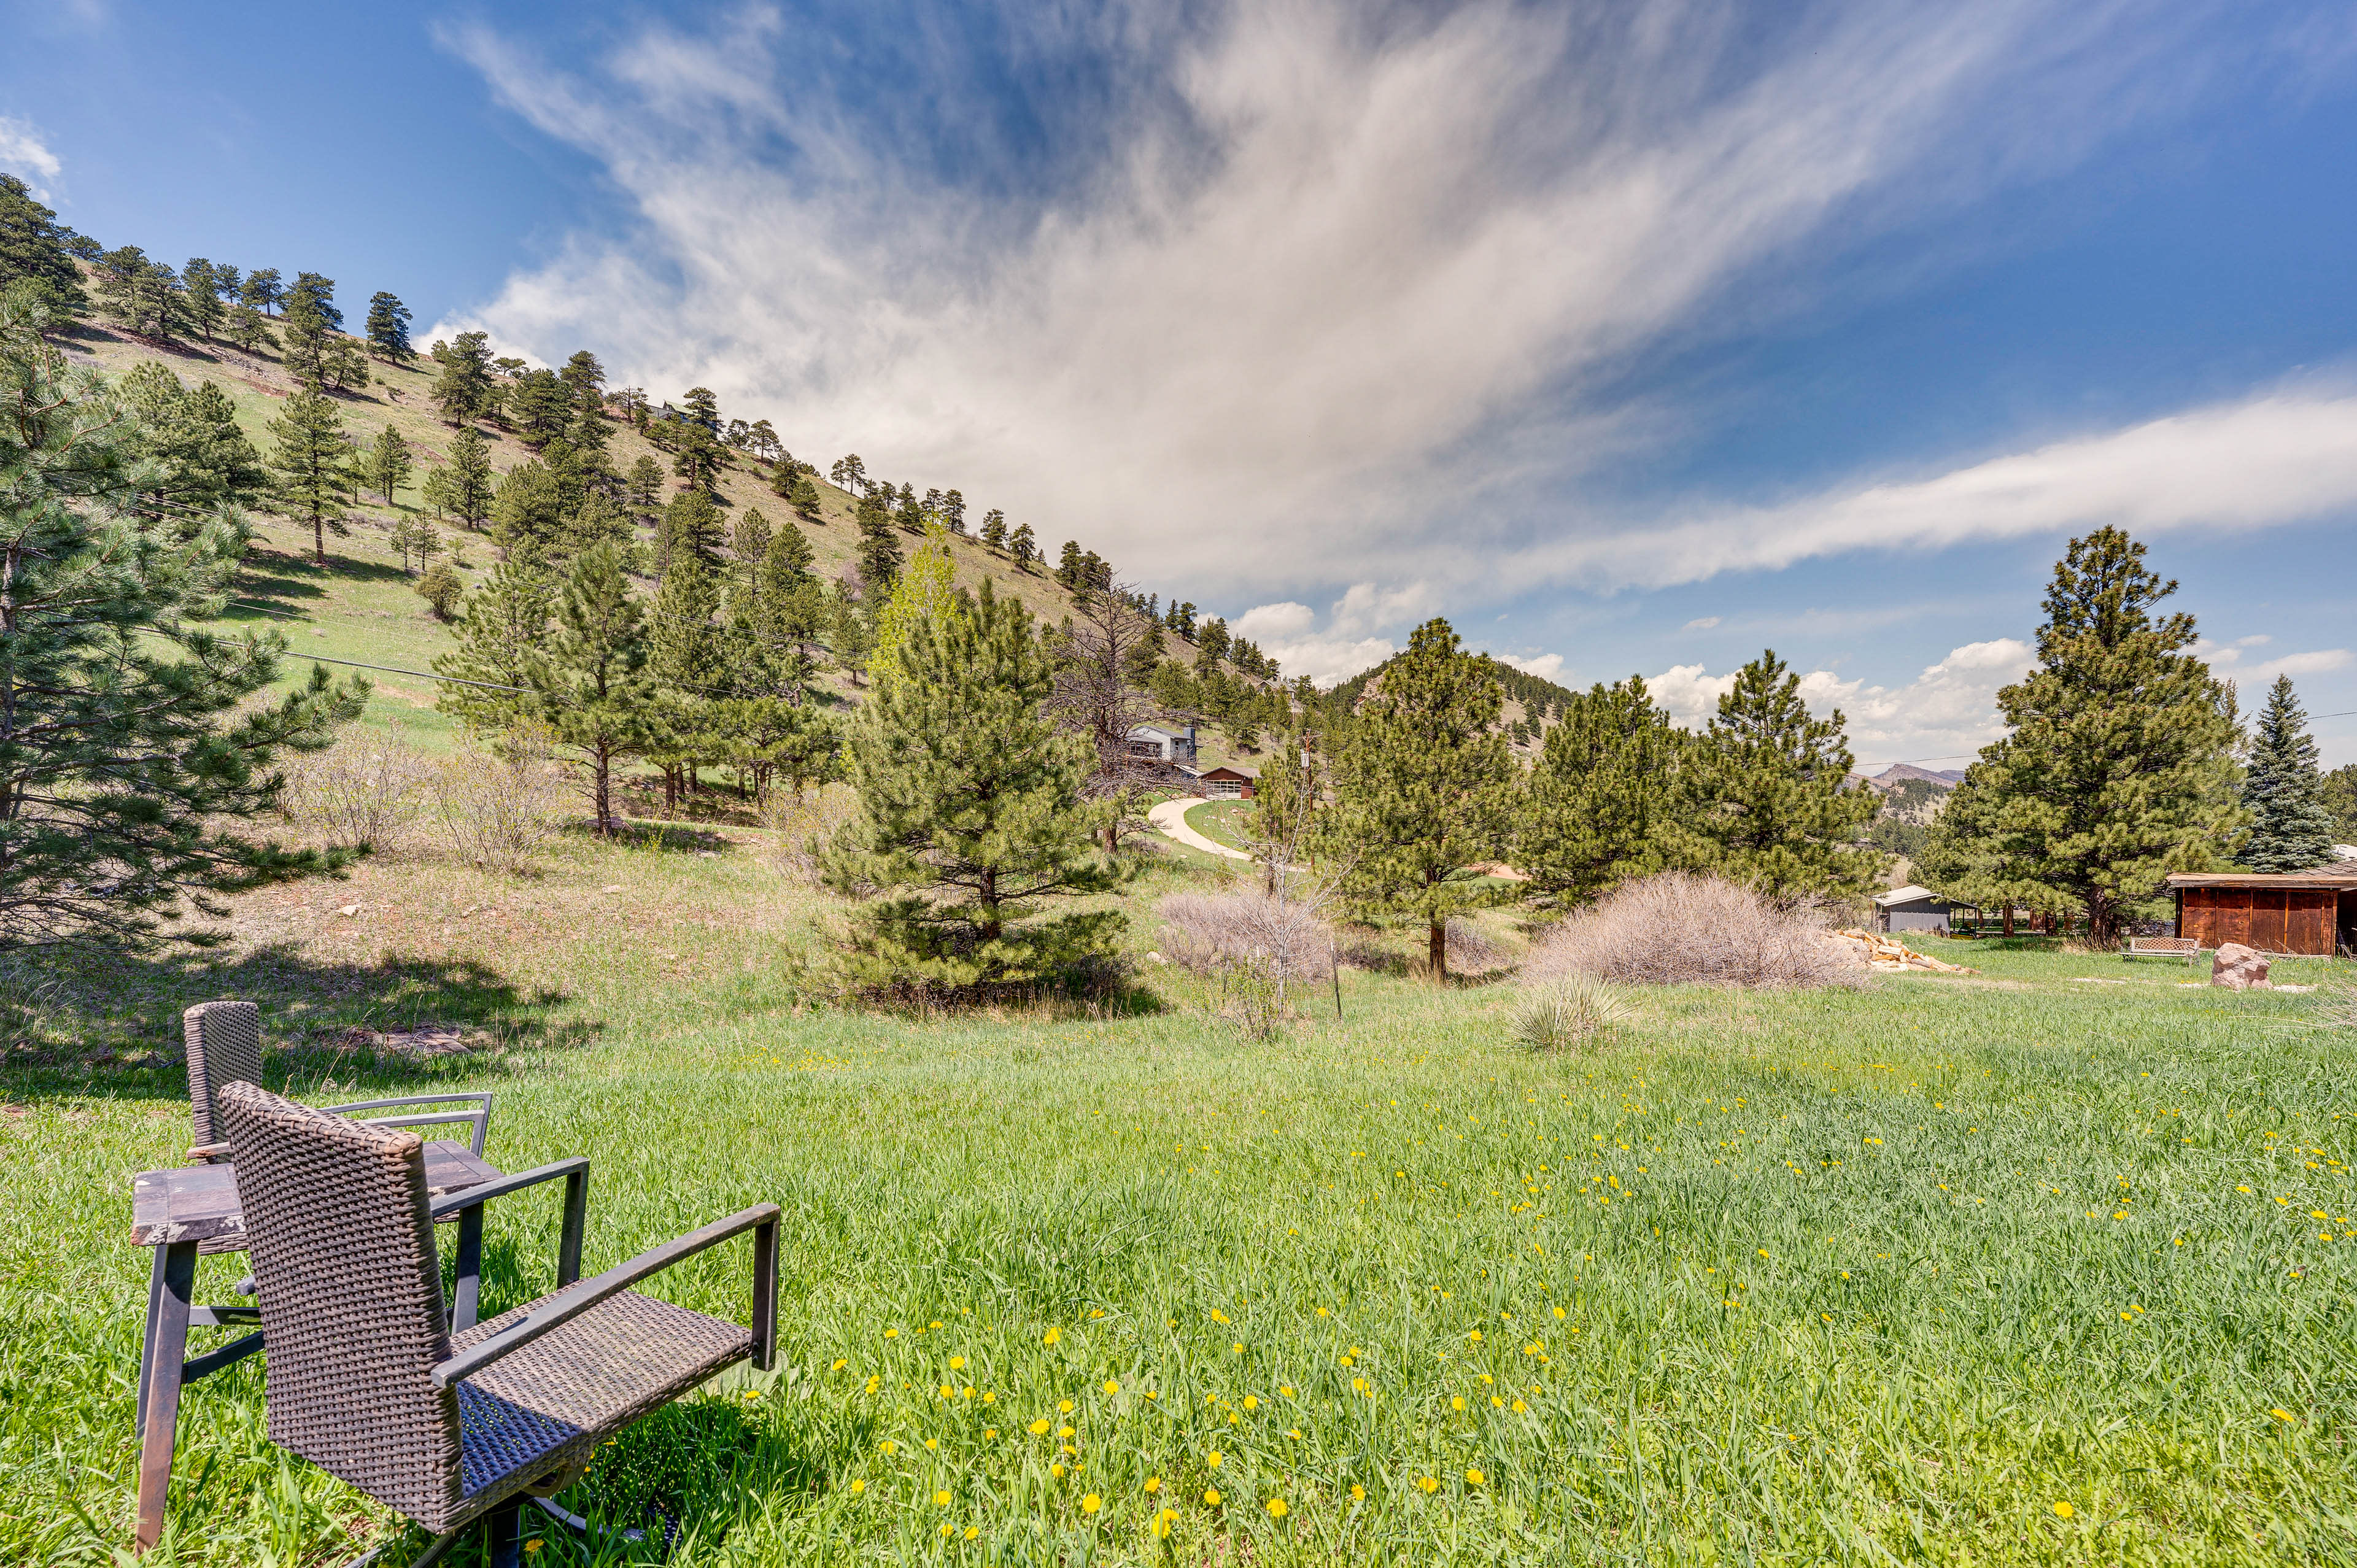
[365,423,411,508]
[1056,539,1084,589]
[788,472,823,522]
[1245,725,1323,889]
[2237,674,2338,871]
[430,331,493,424]
[1518,676,1689,903]
[648,547,726,695]
[856,490,904,592]
[0,291,363,949]
[731,506,775,580]
[626,454,665,521]
[870,522,960,688]
[941,489,966,535]
[560,350,605,413]
[241,268,284,315]
[278,289,332,389]
[980,508,1007,551]
[364,292,412,363]
[1008,521,1036,570]
[1915,770,2065,935]
[489,459,568,564]
[825,579,1121,993]
[0,174,87,311]
[95,247,184,340]
[433,560,552,735]
[287,272,343,330]
[225,303,275,353]
[1959,528,2243,944]
[544,543,652,835]
[265,387,351,563]
[116,363,267,515]
[1680,651,1881,904]
[1327,619,1515,979]
[660,487,725,574]
[756,520,815,630]
[444,425,494,530]
[180,258,225,340]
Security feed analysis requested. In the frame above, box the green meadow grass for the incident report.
[1181,800,1255,852]
[3,837,2353,1567]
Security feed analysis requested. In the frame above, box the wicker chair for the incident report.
[217,1082,778,1568]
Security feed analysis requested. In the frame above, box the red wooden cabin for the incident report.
[2165,861,2357,956]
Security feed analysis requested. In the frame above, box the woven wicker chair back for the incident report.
[217,1081,465,1526]
[184,1001,263,1148]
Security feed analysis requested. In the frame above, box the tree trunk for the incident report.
[2086,895,2118,949]
[592,749,613,836]
[1428,917,1447,983]
[2001,905,2014,938]
[312,511,325,565]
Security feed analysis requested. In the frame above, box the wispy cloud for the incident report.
[0,116,63,200]
[435,0,2302,618]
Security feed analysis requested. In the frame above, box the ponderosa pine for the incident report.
[2237,674,2338,871]
[1680,651,1881,905]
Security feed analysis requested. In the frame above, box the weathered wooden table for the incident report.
[129,1143,587,1551]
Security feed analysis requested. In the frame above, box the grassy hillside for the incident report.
[63,317,1276,762]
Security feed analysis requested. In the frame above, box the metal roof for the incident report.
[2166,859,2357,890]
[1872,884,1946,907]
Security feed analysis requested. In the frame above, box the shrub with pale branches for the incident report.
[1523,872,1868,989]
[278,731,432,853]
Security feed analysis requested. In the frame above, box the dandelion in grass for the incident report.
[1241,1394,1256,1410]
[1104,1379,1119,1395]
[879,1440,896,1453]
[1452,1396,1466,1412]
[848,1479,867,1494]
[1350,1485,1366,1502]
[1418,1476,1440,1494]
[1044,1327,1061,1345]
[1030,1419,1051,1435]
[1205,1488,1222,1505]
[1267,1498,1288,1518]
[2053,1502,2073,1518]
[950,1356,966,1370]
[964,1526,980,1541]
[934,1489,952,1507]
[1206,1450,1223,1468]
[1144,1476,1161,1494]
[1082,1493,1102,1514]
[1153,1508,1180,1539]
[1059,1399,1075,1413]
[830,1359,848,1371]
[2272,1408,2298,1424]
[1466,1469,1486,1485]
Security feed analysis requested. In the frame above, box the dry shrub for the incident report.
[1158,888,1336,1035]
[1444,917,1507,975]
[763,784,858,883]
[1512,975,1634,1051]
[279,730,432,852]
[1524,872,1870,989]
[426,740,565,873]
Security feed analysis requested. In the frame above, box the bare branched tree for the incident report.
[1047,579,1166,851]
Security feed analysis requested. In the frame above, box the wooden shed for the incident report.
[1194,765,1257,800]
[2165,860,2357,956]
[1871,884,1952,934]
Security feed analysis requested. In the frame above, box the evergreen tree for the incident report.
[788,472,823,522]
[433,560,552,735]
[1008,520,1036,570]
[241,268,284,315]
[1915,770,2067,935]
[365,423,411,508]
[286,272,343,330]
[0,291,363,949]
[1959,528,2244,944]
[660,487,725,574]
[439,425,495,532]
[626,454,665,521]
[1245,724,1323,889]
[95,247,183,340]
[829,454,867,493]
[2237,674,2338,871]
[0,174,87,311]
[430,331,493,424]
[940,489,966,535]
[731,506,775,580]
[490,458,567,562]
[2320,765,2357,847]
[225,302,275,353]
[825,579,1121,994]
[389,512,442,575]
[1678,651,1881,904]
[116,363,266,514]
[1056,539,1084,589]
[980,508,1007,551]
[870,522,959,689]
[180,258,225,340]
[265,387,351,563]
[1518,676,1688,903]
[756,520,815,628]
[278,288,331,389]
[560,350,605,412]
[856,490,904,591]
[828,586,873,685]
[509,368,571,447]
[1326,618,1515,979]
[544,543,652,835]
[415,561,463,619]
[364,291,412,363]
[648,547,726,695]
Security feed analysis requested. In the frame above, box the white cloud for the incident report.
[1522,388,2357,590]
[1234,601,1315,640]
[435,2,2287,605]
[0,117,63,200]
[1498,652,1565,680]
[2252,648,2353,679]
[1682,616,1720,630]
[1651,637,2036,766]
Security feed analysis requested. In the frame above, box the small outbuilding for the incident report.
[1872,884,1952,935]
[2165,860,2357,956]
[1194,765,1257,800]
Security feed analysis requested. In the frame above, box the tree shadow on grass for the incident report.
[0,942,596,1106]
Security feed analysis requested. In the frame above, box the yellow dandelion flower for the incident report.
[1512,1399,1527,1413]
[1267,1498,1288,1518]
[934,1490,951,1507]
[1350,1484,1366,1502]
[1144,1476,1162,1494]
[1280,1384,1297,1397]
[830,1359,848,1371]
[2271,1407,2297,1424]
[849,1478,867,1494]
[1466,1469,1486,1485]
[1029,1419,1051,1435]
[1206,1450,1223,1468]
[1242,1394,1257,1410]
[1059,1399,1075,1413]
[1153,1508,1179,1539]
[963,1526,979,1541]
[878,1440,896,1454]
[950,1356,966,1370]
[1103,1379,1120,1395]
[1058,1425,1075,1438]
[1043,1327,1061,1345]
[1468,1329,1483,1342]
[1452,1396,1466,1411]
[2053,1501,2073,1518]
[1417,1475,1440,1494]
[1204,1488,1222,1506]
[1051,1462,1066,1478]
[1082,1493,1102,1514]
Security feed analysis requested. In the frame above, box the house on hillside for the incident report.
[2165,859,2357,956]
[1125,724,1198,765]
[1872,885,1952,934]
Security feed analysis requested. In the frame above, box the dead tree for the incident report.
[1047,581,1165,852]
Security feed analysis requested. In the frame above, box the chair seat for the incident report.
[451,1289,753,1503]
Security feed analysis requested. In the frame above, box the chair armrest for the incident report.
[325,1092,495,1114]
[427,1156,590,1218]
[430,1156,591,1286]
[327,1092,494,1157]
[433,1203,781,1389]
[188,1142,232,1162]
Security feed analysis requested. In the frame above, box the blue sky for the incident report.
[7,1,2356,767]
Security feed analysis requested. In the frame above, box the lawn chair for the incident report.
[185,1000,493,1165]
[215,1082,778,1568]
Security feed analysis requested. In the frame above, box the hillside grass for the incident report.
[4,830,2352,1566]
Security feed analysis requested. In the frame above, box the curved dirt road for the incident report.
[1149,797,1252,861]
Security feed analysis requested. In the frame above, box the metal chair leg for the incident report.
[484,1499,524,1568]
[451,1203,484,1331]
[134,1241,196,1552]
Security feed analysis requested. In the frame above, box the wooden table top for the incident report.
[131,1142,504,1246]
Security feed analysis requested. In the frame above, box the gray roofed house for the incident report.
[1871,884,1952,934]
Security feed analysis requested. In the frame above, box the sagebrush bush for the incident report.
[1524,872,1869,989]
[425,741,564,873]
[1443,917,1506,974]
[279,731,432,852]
[762,784,858,884]
[1512,975,1633,1051]
[1158,889,1335,1035]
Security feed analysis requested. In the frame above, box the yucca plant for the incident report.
[1511,975,1633,1051]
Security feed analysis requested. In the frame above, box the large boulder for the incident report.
[2210,942,2272,991]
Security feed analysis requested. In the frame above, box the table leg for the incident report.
[452,1203,484,1331]
[134,1240,195,1553]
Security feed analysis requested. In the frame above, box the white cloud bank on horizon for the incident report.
[0,117,63,200]
[431,0,2334,620]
